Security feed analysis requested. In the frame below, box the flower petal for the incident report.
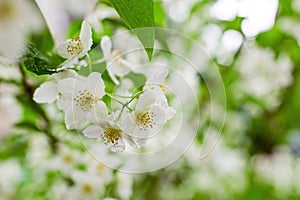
[135,88,158,111]
[102,136,125,152]
[79,20,92,57]
[54,70,78,80]
[56,40,72,58]
[123,134,147,149]
[115,59,131,77]
[85,72,105,98]
[100,36,112,59]
[56,97,70,111]
[57,78,83,99]
[107,65,120,85]
[33,81,58,103]
[151,104,167,124]
[147,67,169,84]
[83,125,103,139]
[87,101,109,124]
[57,57,79,69]
[64,109,88,130]
[165,106,176,120]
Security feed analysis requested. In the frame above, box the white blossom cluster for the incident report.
[33,20,175,152]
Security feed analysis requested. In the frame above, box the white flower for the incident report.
[116,173,133,200]
[49,144,82,175]
[119,68,175,139]
[0,94,21,139]
[0,0,42,60]
[57,72,105,130]
[0,159,23,199]
[33,70,78,104]
[83,101,144,152]
[237,45,293,98]
[86,158,113,184]
[254,147,294,195]
[66,170,104,200]
[83,101,125,152]
[0,56,21,80]
[100,36,132,85]
[48,180,69,200]
[119,87,175,139]
[56,20,92,68]
[235,44,293,110]
[86,6,117,34]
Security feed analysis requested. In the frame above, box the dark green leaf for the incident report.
[21,44,58,75]
[107,0,155,60]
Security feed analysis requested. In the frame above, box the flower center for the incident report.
[73,89,97,112]
[96,163,106,173]
[136,111,156,131]
[67,37,83,55]
[101,127,122,145]
[0,1,15,21]
[159,83,166,92]
[82,183,93,194]
[63,154,74,164]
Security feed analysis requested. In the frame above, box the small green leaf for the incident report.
[107,0,155,60]
[21,44,58,75]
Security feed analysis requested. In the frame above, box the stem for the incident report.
[86,53,92,73]
[116,90,144,122]
[92,57,106,65]
[105,93,133,111]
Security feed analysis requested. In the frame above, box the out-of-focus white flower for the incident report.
[0,94,21,139]
[279,17,300,45]
[0,159,23,199]
[86,6,117,34]
[36,0,114,45]
[293,0,300,12]
[0,0,43,60]
[35,0,69,45]
[236,45,293,108]
[238,0,278,37]
[164,0,195,23]
[100,36,132,85]
[33,70,78,104]
[48,180,69,200]
[62,0,96,19]
[187,129,247,197]
[87,159,113,184]
[57,72,105,130]
[49,145,83,175]
[25,134,51,173]
[56,20,92,68]
[0,57,21,80]
[254,147,294,196]
[116,173,133,200]
[66,170,104,200]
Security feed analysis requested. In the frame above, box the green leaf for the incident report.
[21,44,58,75]
[107,0,155,60]
[154,1,166,27]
